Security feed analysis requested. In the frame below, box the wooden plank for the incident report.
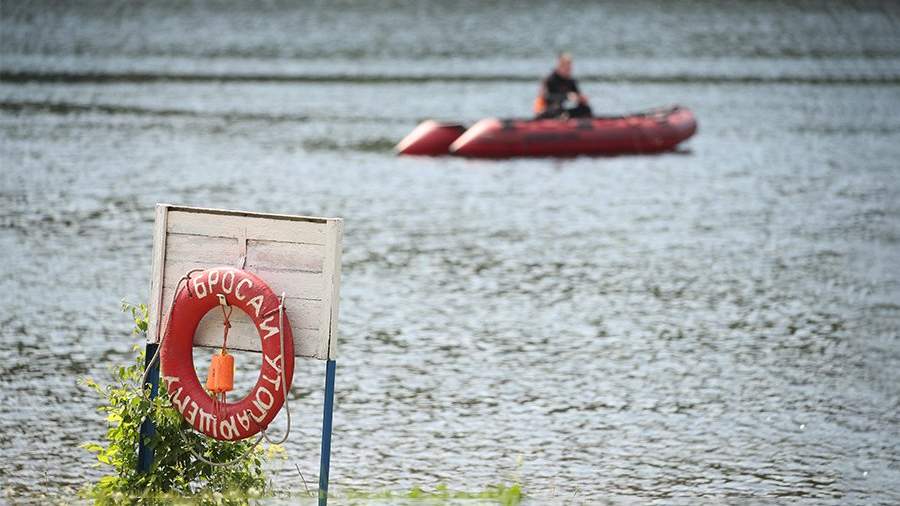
[163,261,325,301]
[159,289,322,328]
[165,234,324,272]
[167,210,326,245]
[165,234,239,263]
[193,323,322,358]
[148,205,169,343]
[316,222,334,359]
[162,204,329,224]
[325,220,343,359]
[246,240,324,272]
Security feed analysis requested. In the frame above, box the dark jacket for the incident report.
[541,71,581,110]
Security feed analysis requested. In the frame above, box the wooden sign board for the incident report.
[147,205,342,360]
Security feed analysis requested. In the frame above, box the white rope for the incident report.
[260,292,292,445]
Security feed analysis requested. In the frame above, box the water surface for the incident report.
[2,1,900,503]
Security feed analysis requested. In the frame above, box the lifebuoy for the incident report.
[160,267,295,441]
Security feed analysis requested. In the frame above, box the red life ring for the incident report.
[160,267,295,441]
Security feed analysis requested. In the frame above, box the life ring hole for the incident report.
[191,347,263,402]
[192,305,266,402]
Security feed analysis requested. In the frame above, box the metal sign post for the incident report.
[318,359,337,505]
[137,342,160,473]
[137,204,343,504]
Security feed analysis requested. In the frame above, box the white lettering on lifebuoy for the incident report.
[264,354,282,374]
[236,410,251,431]
[219,417,237,439]
[235,278,252,300]
[161,376,180,388]
[254,387,275,412]
[221,270,235,294]
[248,295,264,317]
[199,409,217,438]
[191,276,208,299]
[171,388,190,413]
[186,400,200,426]
[262,372,281,391]
[249,404,268,425]
[207,270,220,293]
[259,315,279,341]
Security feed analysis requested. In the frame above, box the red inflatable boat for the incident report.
[395,106,696,158]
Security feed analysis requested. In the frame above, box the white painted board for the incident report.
[147,204,342,360]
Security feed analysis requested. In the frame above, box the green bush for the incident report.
[79,303,270,504]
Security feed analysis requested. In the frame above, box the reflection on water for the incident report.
[2,1,900,504]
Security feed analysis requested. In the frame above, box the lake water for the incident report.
[2,1,900,504]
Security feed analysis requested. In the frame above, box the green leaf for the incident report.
[81,442,105,453]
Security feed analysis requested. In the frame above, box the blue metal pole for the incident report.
[137,342,160,473]
[318,359,336,506]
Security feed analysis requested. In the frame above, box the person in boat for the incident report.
[534,52,593,119]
